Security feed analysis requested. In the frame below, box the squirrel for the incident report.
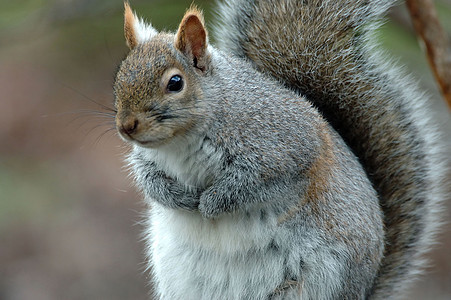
[113,1,445,299]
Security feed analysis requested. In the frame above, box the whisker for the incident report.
[144,104,203,121]
[62,111,115,129]
[58,81,117,113]
[85,122,116,137]
[93,128,117,147]
[76,109,116,117]
[42,109,115,119]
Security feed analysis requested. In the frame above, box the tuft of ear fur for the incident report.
[175,6,209,71]
[124,2,157,50]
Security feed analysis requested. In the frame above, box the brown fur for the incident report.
[277,123,336,225]
[124,2,137,49]
[175,7,209,71]
[114,33,206,148]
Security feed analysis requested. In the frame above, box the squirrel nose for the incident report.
[120,118,139,136]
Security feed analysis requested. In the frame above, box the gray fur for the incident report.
[116,38,384,298]
[113,0,447,298]
[215,0,447,298]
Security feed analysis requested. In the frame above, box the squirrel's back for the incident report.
[216,0,446,298]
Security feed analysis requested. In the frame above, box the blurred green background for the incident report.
[0,1,450,299]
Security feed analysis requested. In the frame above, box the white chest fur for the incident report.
[146,205,285,300]
[136,136,221,189]
[135,136,278,253]
[133,136,343,299]
[133,137,289,299]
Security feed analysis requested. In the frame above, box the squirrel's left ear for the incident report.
[124,2,157,50]
[175,7,209,72]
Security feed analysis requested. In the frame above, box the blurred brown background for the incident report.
[0,1,450,299]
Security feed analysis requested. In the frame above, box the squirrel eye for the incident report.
[167,75,184,92]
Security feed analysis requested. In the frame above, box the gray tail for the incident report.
[214,0,445,298]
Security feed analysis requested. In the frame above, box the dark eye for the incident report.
[167,75,183,92]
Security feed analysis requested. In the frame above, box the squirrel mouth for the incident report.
[133,137,169,148]
[135,139,154,146]
[117,128,168,148]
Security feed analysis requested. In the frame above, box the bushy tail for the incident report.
[215,0,445,298]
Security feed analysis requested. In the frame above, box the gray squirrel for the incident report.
[113,1,445,299]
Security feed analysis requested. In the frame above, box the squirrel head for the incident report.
[114,2,210,148]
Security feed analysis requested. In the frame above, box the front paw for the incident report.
[199,190,228,219]
[143,171,200,211]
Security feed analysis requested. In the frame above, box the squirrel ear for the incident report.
[175,7,209,71]
[124,2,157,50]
